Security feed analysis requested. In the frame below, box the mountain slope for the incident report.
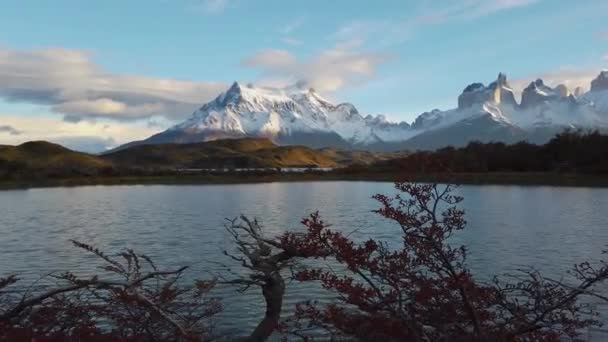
[402,114,527,150]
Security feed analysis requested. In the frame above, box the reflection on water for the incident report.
[1,182,608,338]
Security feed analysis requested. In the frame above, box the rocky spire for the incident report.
[490,73,517,107]
[520,79,569,108]
[554,84,569,97]
[497,72,508,86]
[457,73,517,108]
[591,71,608,92]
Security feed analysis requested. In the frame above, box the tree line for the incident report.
[357,130,608,174]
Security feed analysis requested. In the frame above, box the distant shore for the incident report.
[2,172,608,190]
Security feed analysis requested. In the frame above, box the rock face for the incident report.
[457,73,517,109]
[458,83,487,109]
[520,79,566,108]
[591,71,608,92]
[555,84,569,97]
[490,72,518,107]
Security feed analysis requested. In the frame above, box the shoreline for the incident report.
[2,172,608,190]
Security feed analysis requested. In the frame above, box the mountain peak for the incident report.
[218,81,244,105]
[489,72,511,90]
[497,72,508,86]
[555,84,569,97]
[228,81,242,92]
[591,70,608,92]
[521,78,565,108]
[462,83,485,93]
[458,73,516,109]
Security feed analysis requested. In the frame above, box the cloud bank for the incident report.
[0,125,21,136]
[242,42,391,93]
[0,47,227,123]
[0,113,159,152]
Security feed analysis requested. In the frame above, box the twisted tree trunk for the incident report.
[248,273,285,342]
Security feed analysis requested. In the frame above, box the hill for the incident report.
[0,138,402,183]
[102,138,339,169]
[0,141,114,179]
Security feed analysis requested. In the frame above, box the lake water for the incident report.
[1,182,608,339]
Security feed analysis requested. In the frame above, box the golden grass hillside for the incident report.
[102,138,338,169]
[0,141,113,178]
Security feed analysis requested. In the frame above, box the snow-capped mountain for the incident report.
[120,81,414,150]
[393,71,608,149]
[118,71,608,152]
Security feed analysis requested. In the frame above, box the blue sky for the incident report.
[0,0,607,151]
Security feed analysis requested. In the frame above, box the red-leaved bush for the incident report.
[276,182,608,341]
[0,241,221,341]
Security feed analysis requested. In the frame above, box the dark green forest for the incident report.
[363,130,608,174]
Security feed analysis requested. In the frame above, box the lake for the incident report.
[1,182,608,339]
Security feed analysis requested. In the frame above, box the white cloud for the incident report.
[419,0,540,22]
[331,0,541,47]
[463,0,540,19]
[331,20,414,48]
[242,43,391,93]
[281,37,303,46]
[0,113,159,152]
[199,0,231,13]
[0,46,227,122]
[278,17,305,47]
[280,16,305,35]
[242,49,298,69]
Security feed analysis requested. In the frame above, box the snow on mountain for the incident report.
[118,70,608,152]
[134,81,412,149]
[584,71,608,117]
[404,71,608,149]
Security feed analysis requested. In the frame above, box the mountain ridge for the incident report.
[115,70,608,151]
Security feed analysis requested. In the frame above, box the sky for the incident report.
[0,0,607,152]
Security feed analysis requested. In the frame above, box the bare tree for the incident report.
[221,216,327,341]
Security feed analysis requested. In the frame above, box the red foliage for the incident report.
[280,182,608,341]
[0,242,221,341]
